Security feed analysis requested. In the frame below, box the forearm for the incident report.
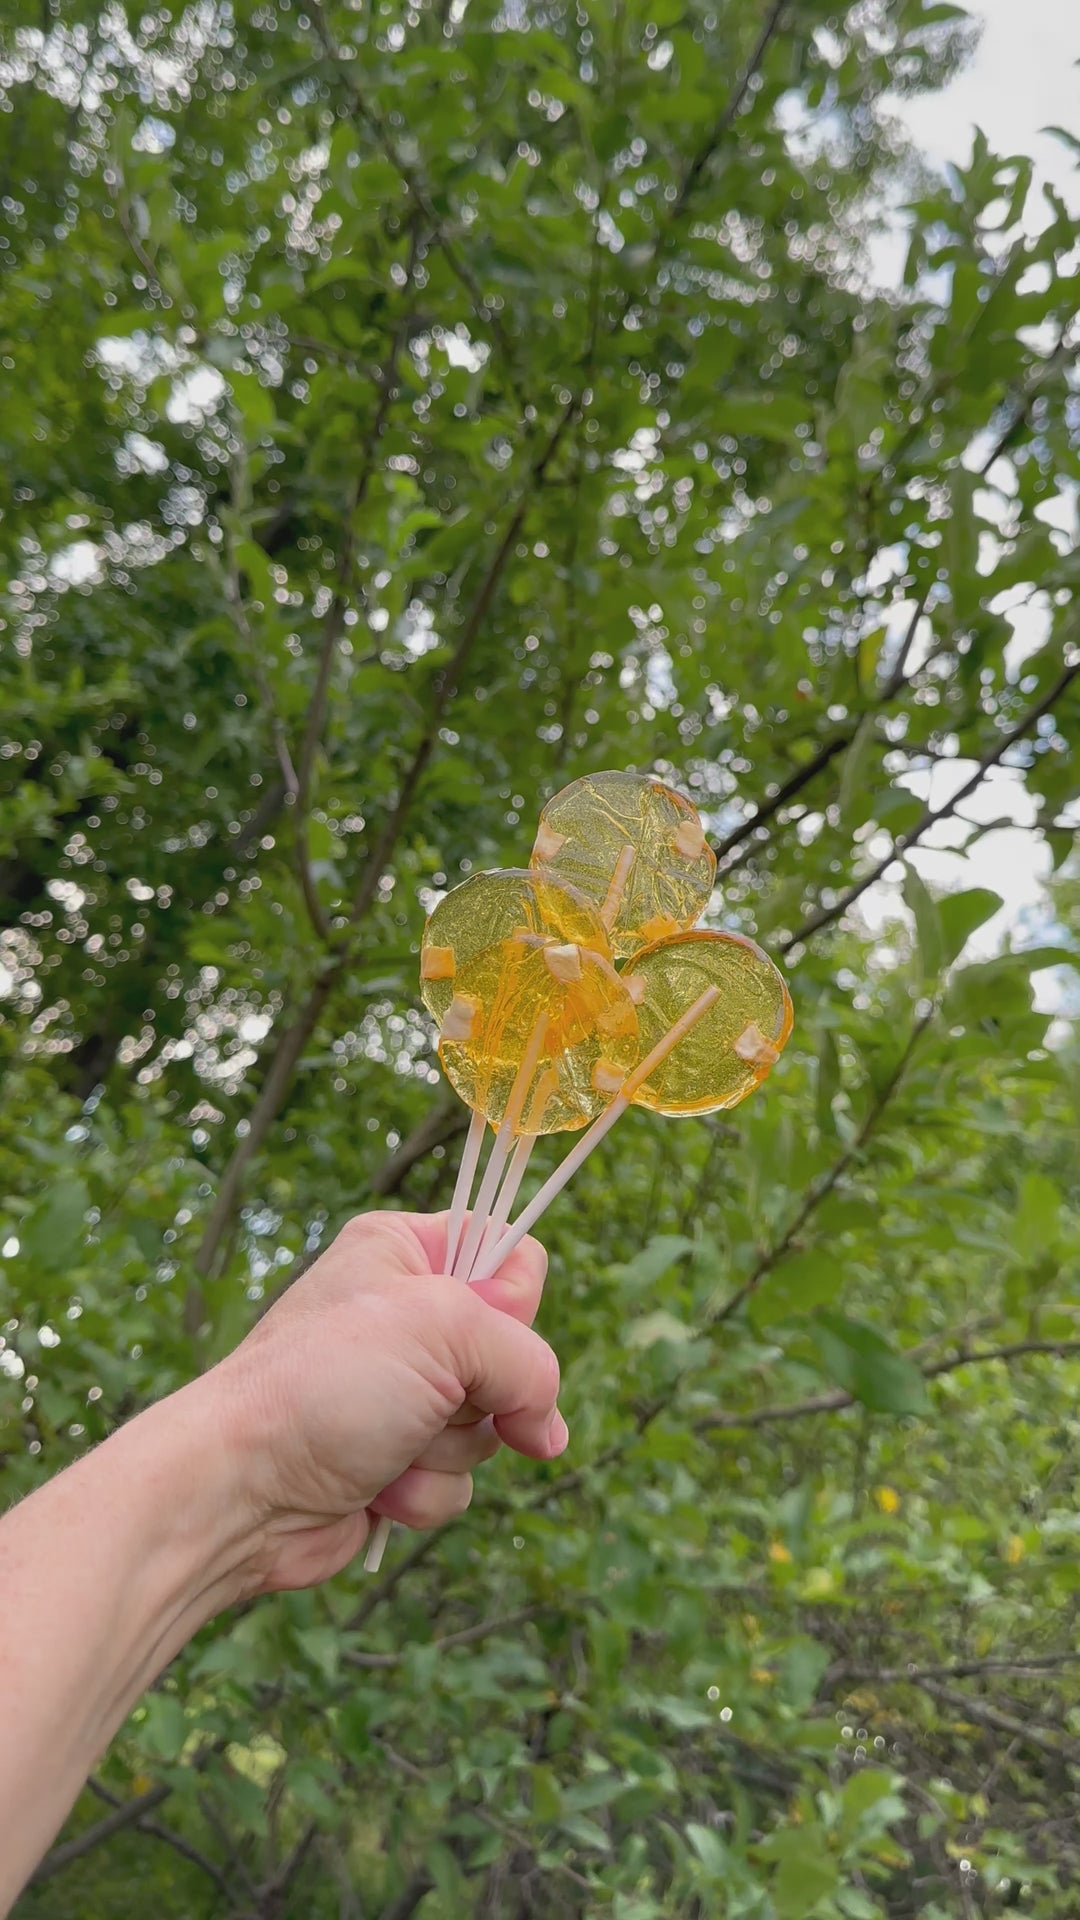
[0,1383,253,1911]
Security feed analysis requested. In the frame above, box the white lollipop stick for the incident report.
[471,983,721,1282]
[473,1133,535,1273]
[453,1012,549,1280]
[364,1514,394,1573]
[453,1126,514,1280]
[446,1108,485,1270]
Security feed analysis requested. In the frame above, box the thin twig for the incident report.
[377,1741,594,1892]
[785,649,1080,950]
[695,1336,1080,1432]
[670,0,788,221]
[30,1785,172,1883]
[136,1817,234,1895]
[708,1006,935,1325]
[344,1604,547,1669]
[830,1652,1080,1685]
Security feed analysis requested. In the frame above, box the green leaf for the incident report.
[946,466,980,621]
[904,861,943,979]
[718,392,807,442]
[531,1764,563,1822]
[1043,125,1080,160]
[838,1766,903,1841]
[686,1822,729,1876]
[814,1027,841,1139]
[812,1313,930,1415]
[19,1178,89,1275]
[618,1234,696,1290]
[1010,1172,1062,1259]
[426,1842,465,1898]
[296,1625,341,1682]
[139,1693,188,1762]
[937,887,1002,965]
[838,715,878,826]
[559,1813,611,1852]
[289,1764,339,1822]
[758,1829,840,1920]
[751,1252,846,1327]
[623,1308,695,1349]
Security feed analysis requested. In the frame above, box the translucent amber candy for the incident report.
[530,769,716,959]
[419,868,609,1024]
[438,934,639,1134]
[621,929,793,1116]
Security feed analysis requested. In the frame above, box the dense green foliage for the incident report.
[2,0,1079,1912]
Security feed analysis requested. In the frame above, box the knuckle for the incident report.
[335,1211,378,1246]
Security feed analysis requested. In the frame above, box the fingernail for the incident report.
[547,1409,569,1456]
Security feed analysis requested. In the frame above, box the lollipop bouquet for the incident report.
[364,770,793,1571]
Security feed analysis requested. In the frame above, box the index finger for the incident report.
[406,1211,550,1329]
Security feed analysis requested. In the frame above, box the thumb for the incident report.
[448,1287,568,1461]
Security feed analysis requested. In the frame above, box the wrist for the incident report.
[113,1373,267,1618]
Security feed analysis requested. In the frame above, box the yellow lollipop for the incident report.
[530,769,716,959]
[469,927,792,1283]
[438,933,639,1137]
[420,867,610,1024]
[621,929,793,1116]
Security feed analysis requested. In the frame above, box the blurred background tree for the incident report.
[2,0,1079,1913]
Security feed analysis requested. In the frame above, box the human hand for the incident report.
[201,1211,565,1595]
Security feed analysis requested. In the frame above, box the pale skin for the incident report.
[0,1211,565,1913]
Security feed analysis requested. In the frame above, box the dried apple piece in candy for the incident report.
[621,929,792,1116]
[530,769,716,959]
[438,934,639,1135]
[419,867,610,1024]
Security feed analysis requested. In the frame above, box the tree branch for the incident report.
[784,649,1080,950]
[30,1783,172,1884]
[713,582,933,873]
[713,731,851,866]
[344,1604,547,1669]
[345,392,581,930]
[308,0,522,403]
[695,1335,1080,1432]
[369,1097,469,1198]
[707,1006,935,1327]
[912,1677,1080,1759]
[976,325,1078,480]
[670,0,788,222]
[830,1651,1080,1686]
[82,1775,233,1894]
[295,230,420,813]
[376,1741,593,1892]
[135,1817,234,1895]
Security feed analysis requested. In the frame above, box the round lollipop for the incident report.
[622,929,793,1115]
[420,867,610,1024]
[470,927,792,1282]
[439,933,639,1137]
[530,770,716,958]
